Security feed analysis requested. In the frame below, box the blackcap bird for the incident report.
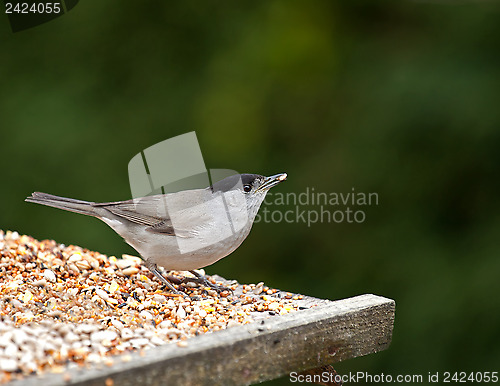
[26,173,287,295]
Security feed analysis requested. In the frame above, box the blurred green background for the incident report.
[1,1,499,384]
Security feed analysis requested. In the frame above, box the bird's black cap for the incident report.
[209,174,263,193]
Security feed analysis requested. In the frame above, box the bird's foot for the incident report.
[160,285,189,298]
[183,271,234,295]
[147,263,190,298]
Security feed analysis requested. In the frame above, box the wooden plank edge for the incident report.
[14,294,395,386]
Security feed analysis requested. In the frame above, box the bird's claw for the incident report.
[182,275,233,295]
[160,284,190,298]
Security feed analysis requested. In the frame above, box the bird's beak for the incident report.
[256,173,287,192]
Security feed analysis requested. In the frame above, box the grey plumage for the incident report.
[25,173,287,294]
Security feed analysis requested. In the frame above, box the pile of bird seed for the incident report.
[0,230,305,383]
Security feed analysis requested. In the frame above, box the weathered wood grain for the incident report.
[16,294,395,386]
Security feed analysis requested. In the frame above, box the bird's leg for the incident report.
[183,270,233,294]
[146,262,188,297]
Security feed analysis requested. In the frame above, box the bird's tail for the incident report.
[25,192,97,217]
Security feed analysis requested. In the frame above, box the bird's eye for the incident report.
[243,184,252,193]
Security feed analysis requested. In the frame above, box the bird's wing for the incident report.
[93,191,213,237]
